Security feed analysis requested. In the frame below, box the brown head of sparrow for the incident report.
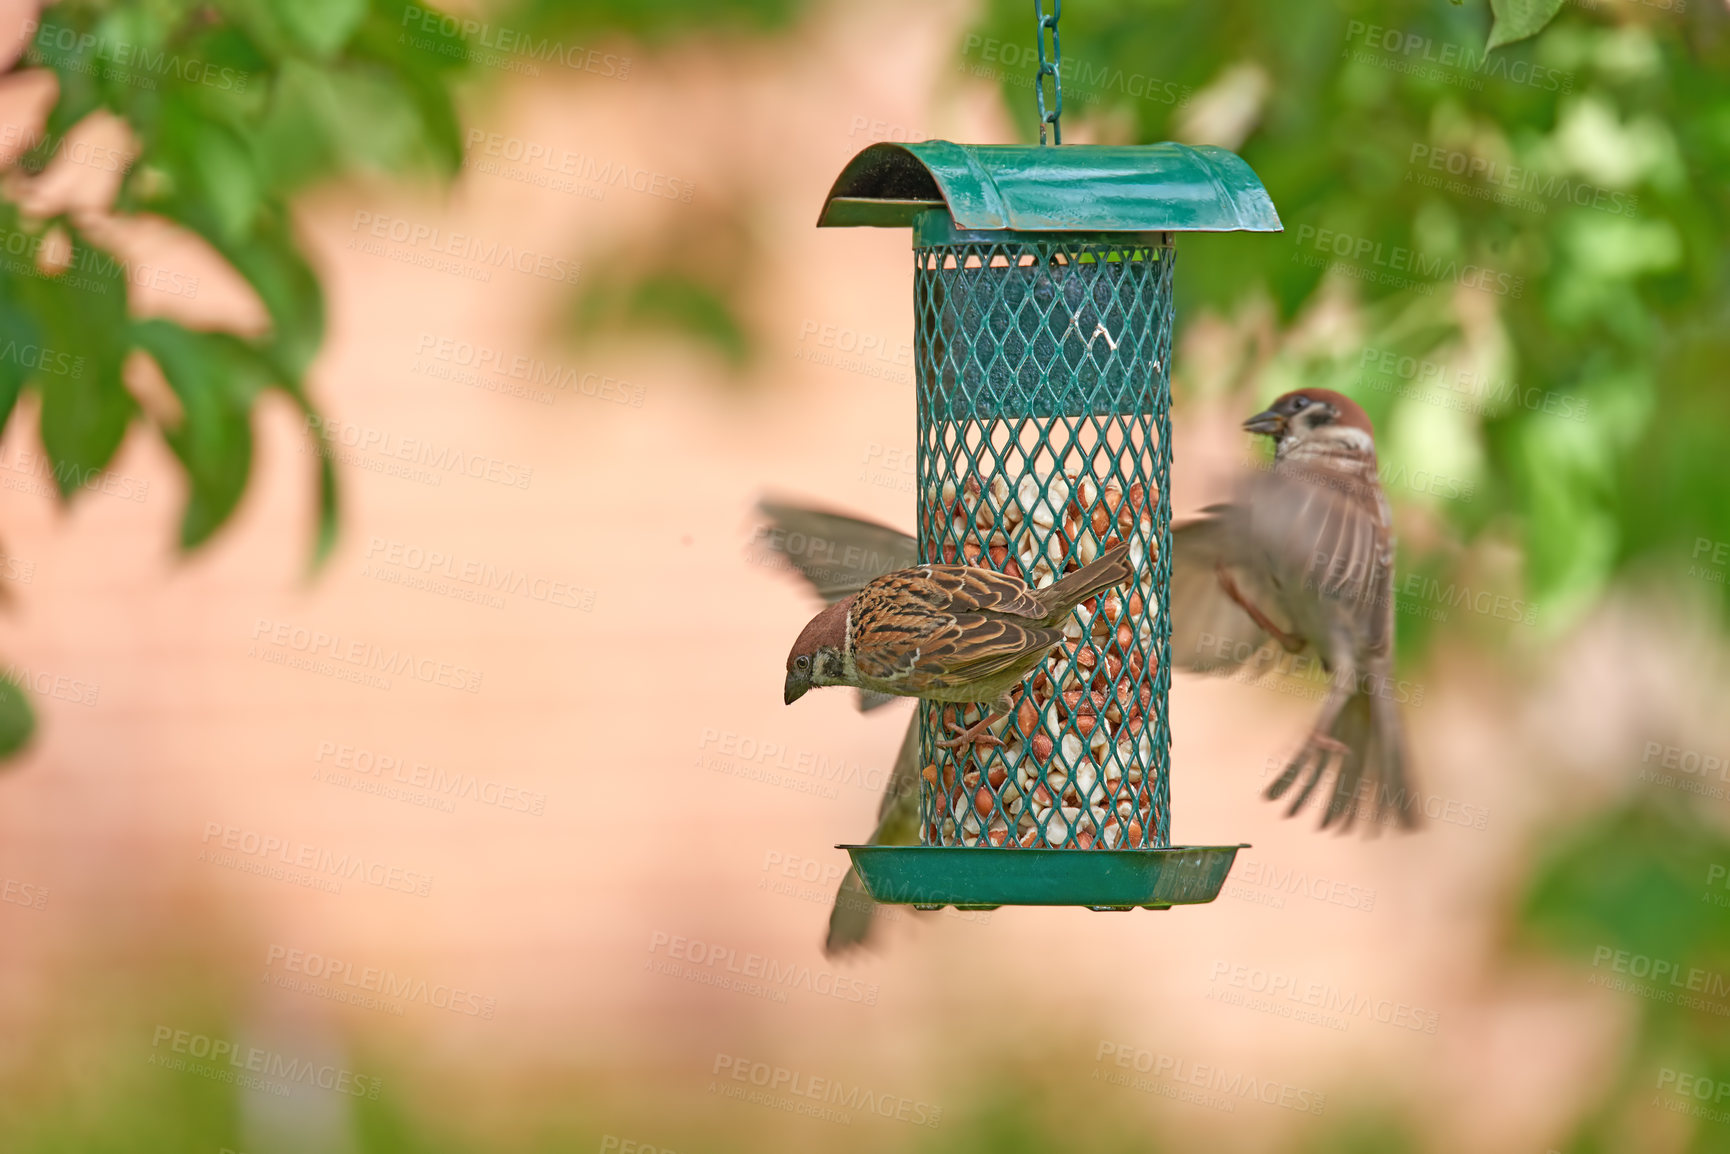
[784,545,1134,747]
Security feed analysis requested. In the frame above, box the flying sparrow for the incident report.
[1169,387,1416,830]
[783,545,1135,747]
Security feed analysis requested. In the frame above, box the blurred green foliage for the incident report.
[971,0,1729,635]
[1520,795,1730,1153]
[0,0,473,756]
[5,0,470,560]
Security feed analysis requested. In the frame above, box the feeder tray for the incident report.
[819,141,1280,910]
[842,844,1248,911]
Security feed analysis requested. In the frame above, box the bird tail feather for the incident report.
[1039,543,1135,620]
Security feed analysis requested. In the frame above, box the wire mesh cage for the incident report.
[914,216,1174,852]
[819,140,1280,909]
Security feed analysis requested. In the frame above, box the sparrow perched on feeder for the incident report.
[783,545,1135,747]
[757,499,921,954]
[1169,387,1415,830]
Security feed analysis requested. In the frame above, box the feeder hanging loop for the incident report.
[1034,0,1063,145]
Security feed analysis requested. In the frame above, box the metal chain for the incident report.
[1033,0,1062,145]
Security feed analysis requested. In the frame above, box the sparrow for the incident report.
[783,545,1135,749]
[756,499,920,954]
[1169,387,1416,830]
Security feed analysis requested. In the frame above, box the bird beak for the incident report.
[1242,408,1286,437]
[784,671,809,706]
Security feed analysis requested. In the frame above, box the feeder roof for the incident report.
[819,141,1281,234]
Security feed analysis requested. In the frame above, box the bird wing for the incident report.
[909,613,1067,691]
[849,569,1061,692]
[1168,506,1290,674]
[920,563,1050,620]
[755,498,917,604]
[1240,459,1393,649]
[825,714,922,956]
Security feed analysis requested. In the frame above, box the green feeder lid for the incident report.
[818,141,1282,233]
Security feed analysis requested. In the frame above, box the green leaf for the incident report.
[215,208,325,382]
[267,0,369,59]
[192,124,263,243]
[18,227,136,498]
[131,320,273,550]
[573,270,753,370]
[1486,0,1566,51]
[0,277,41,437]
[0,673,35,759]
[286,390,341,574]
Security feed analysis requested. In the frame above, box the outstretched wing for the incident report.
[1243,460,1393,655]
[756,498,917,604]
[1168,506,1288,674]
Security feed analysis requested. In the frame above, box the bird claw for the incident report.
[935,723,1002,749]
[936,706,1005,749]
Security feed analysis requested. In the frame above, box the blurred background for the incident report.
[0,0,1727,1149]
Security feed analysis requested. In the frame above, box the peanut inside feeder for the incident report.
[914,223,1173,851]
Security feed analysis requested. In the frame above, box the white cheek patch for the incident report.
[1332,426,1374,453]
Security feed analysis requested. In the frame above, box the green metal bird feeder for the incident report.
[825,6,1279,912]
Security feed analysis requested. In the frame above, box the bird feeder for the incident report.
[823,139,1281,911]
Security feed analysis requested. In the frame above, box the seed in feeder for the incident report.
[1014,476,1050,529]
[1072,475,1098,514]
[1092,504,1114,540]
[1101,754,1124,790]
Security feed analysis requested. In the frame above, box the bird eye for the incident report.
[1290,395,1310,411]
[795,655,811,672]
